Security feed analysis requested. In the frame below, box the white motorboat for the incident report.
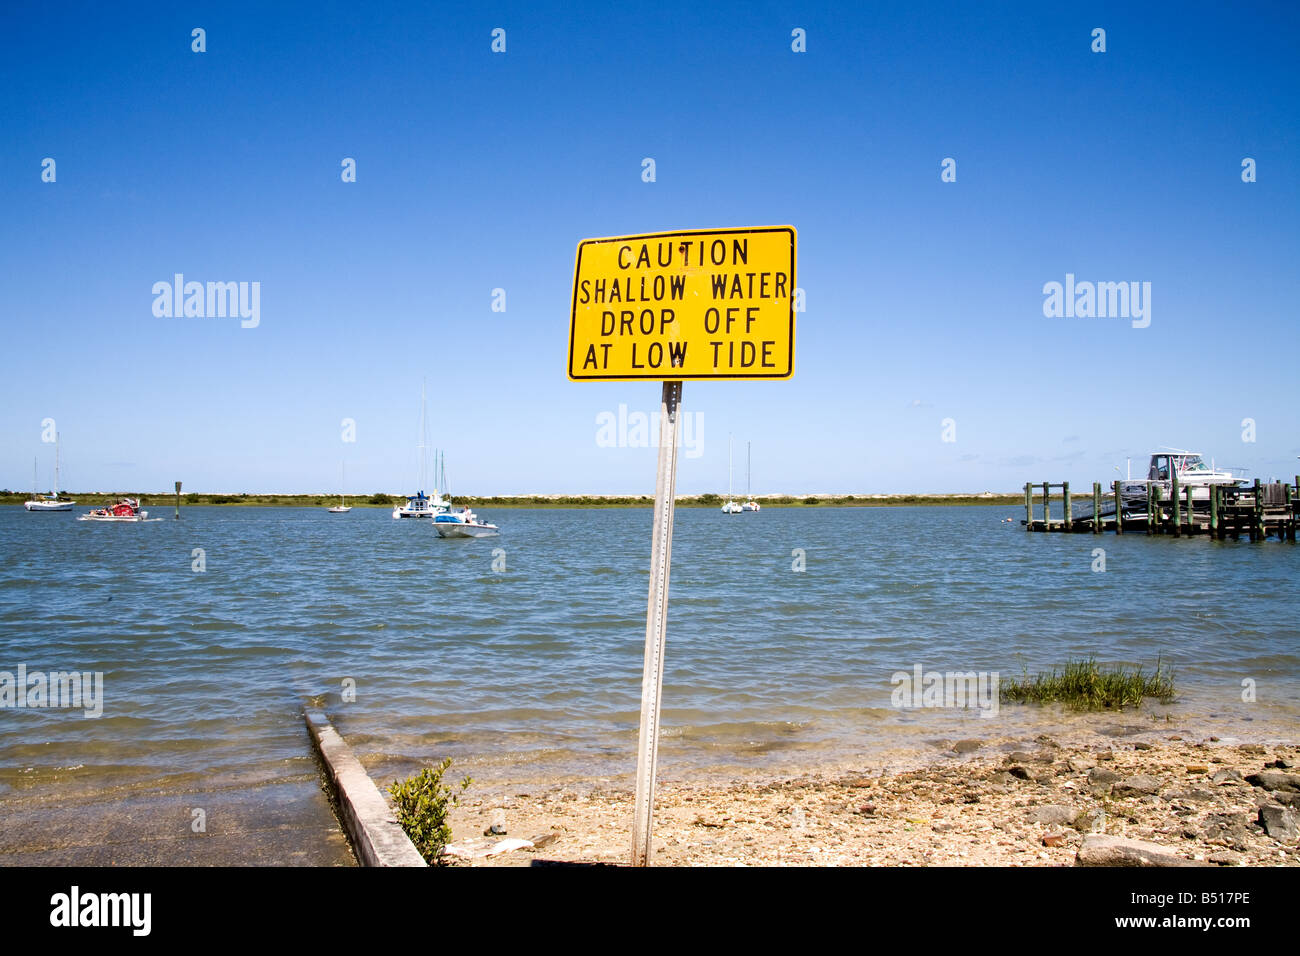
[24,436,75,512]
[434,507,499,538]
[1118,449,1243,510]
[78,498,154,522]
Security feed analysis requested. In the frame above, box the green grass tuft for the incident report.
[999,657,1175,710]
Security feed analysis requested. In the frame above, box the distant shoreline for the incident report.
[1,492,1025,509]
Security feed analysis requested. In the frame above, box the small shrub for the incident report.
[803,496,820,505]
[388,758,472,864]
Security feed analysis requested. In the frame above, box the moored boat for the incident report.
[393,490,449,518]
[721,435,742,514]
[393,381,451,519]
[1118,449,1243,512]
[327,462,351,513]
[434,507,499,538]
[24,436,75,512]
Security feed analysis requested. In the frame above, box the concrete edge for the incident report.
[305,710,427,867]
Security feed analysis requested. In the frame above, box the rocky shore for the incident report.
[444,737,1299,866]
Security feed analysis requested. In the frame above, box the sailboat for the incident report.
[721,435,742,514]
[327,462,351,513]
[741,441,761,512]
[24,434,75,512]
[393,381,450,518]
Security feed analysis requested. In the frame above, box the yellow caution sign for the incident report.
[568,226,796,381]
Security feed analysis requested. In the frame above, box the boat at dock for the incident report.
[433,507,499,538]
[1118,450,1243,511]
[1022,448,1295,540]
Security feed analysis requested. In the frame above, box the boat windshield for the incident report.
[1176,455,1209,473]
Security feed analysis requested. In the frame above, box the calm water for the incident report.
[1,504,1297,816]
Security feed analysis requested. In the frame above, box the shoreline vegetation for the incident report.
[1001,659,1177,710]
[1,491,1025,509]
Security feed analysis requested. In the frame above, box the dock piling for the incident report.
[1024,474,1294,543]
[1252,478,1262,541]
[1171,471,1181,537]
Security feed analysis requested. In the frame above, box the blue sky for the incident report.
[3,1,1297,495]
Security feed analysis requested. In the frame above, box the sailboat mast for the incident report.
[418,380,428,491]
[54,433,61,497]
[728,435,733,499]
[746,441,751,498]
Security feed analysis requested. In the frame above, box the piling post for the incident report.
[1145,484,1154,535]
[1024,482,1032,530]
[1092,482,1101,533]
[1113,480,1124,534]
[1284,483,1294,542]
[1171,471,1181,537]
[174,480,182,520]
[1063,481,1072,532]
[1209,484,1219,538]
[1252,478,1262,541]
[1186,484,1194,533]
[1042,482,1050,529]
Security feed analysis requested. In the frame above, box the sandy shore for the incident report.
[444,735,1300,866]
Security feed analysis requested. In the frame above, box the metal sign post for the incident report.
[632,380,682,866]
[174,481,182,519]
[567,225,796,866]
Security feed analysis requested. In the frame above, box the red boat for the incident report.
[79,498,151,522]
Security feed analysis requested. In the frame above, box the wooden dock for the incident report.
[1023,477,1299,541]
